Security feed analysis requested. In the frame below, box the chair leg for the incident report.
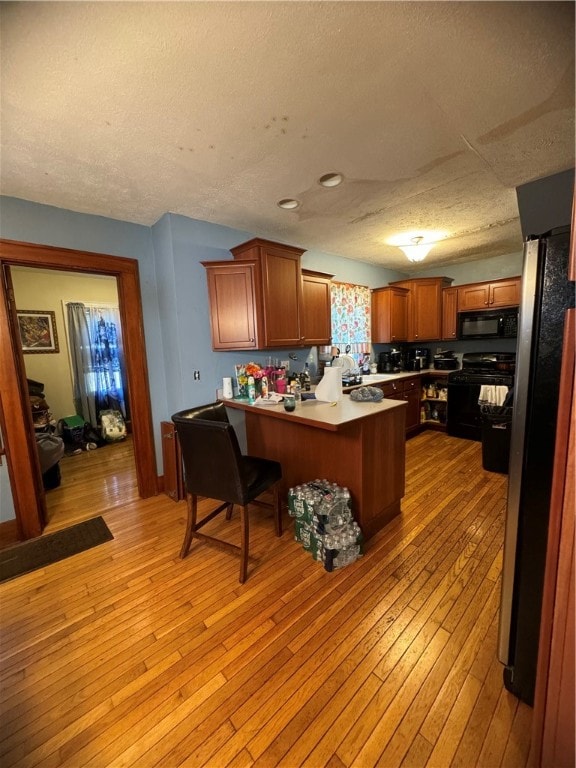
[225,503,234,521]
[239,504,249,583]
[180,492,198,559]
[273,484,282,537]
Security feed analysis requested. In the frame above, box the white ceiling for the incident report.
[1,1,574,271]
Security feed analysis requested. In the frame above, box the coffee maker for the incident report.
[378,347,403,373]
[406,347,430,371]
[378,352,392,373]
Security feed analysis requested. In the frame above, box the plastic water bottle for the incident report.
[292,381,302,406]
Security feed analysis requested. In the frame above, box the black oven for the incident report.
[447,353,515,440]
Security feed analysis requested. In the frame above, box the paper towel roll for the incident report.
[222,377,234,399]
[314,366,342,403]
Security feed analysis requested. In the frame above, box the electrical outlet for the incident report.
[280,359,290,372]
[193,370,200,380]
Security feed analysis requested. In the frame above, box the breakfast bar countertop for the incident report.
[223,393,405,432]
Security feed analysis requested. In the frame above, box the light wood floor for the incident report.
[42,435,140,532]
[0,431,533,768]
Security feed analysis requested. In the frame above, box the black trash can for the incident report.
[481,409,512,473]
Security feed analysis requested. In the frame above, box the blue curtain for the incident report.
[66,303,127,426]
[87,306,127,419]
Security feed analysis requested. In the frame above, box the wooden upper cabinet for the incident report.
[442,286,458,340]
[204,238,309,350]
[232,238,304,347]
[390,277,453,341]
[457,277,521,311]
[301,269,333,346]
[371,286,409,343]
[203,260,261,350]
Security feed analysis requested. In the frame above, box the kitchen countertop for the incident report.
[341,369,453,392]
[224,392,405,432]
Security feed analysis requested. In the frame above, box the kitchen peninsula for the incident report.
[225,395,406,539]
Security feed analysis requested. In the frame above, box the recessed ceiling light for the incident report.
[277,198,300,210]
[318,172,343,188]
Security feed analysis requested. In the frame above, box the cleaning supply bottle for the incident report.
[247,376,256,403]
[303,362,311,391]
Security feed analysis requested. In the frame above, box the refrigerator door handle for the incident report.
[497,238,539,665]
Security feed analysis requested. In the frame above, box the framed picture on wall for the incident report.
[16,310,60,354]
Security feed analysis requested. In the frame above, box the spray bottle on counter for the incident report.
[247,376,256,403]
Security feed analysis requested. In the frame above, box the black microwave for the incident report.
[458,308,518,340]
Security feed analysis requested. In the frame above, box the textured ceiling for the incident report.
[1,1,574,271]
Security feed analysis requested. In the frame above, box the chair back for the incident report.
[172,403,247,504]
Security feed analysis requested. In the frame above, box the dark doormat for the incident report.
[0,516,114,583]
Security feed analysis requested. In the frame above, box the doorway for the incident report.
[0,239,158,542]
[12,265,138,530]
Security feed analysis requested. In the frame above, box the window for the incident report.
[330,281,371,356]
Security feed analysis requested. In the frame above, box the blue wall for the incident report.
[0,194,524,521]
[0,196,169,445]
[0,198,408,479]
[149,211,411,416]
[417,251,523,285]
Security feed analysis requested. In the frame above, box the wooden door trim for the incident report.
[0,239,158,540]
[530,308,575,765]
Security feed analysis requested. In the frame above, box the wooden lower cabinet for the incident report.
[161,421,184,501]
[404,385,422,435]
[379,376,421,436]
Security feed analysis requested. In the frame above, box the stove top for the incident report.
[461,351,516,374]
[449,369,514,385]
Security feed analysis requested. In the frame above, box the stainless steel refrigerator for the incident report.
[498,226,574,705]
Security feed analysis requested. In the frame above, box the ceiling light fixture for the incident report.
[318,172,343,188]
[277,198,300,210]
[398,236,434,263]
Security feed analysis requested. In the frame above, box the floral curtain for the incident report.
[330,281,371,347]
